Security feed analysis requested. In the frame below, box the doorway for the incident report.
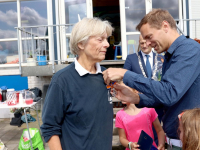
[93,0,121,60]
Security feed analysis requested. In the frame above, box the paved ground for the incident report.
[0,109,124,150]
[0,111,50,150]
[0,111,168,150]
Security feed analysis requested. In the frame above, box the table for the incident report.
[0,101,41,150]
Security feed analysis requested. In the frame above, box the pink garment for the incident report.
[115,107,158,149]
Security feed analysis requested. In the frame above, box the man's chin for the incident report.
[154,48,159,52]
[155,50,162,54]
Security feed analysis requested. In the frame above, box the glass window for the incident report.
[125,0,145,32]
[0,2,17,38]
[127,34,140,54]
[20,0,48,63]
[21,0,47,27]
[152,0,179,19]
[0,41,18,64]
[21,26,48,39]
[66,37,74,58]
[65,0,87,33]
[21,36,49,62]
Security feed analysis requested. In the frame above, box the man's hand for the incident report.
[102,68,127,85]
[112,83,140,104]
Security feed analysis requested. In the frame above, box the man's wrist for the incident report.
[121,69,127,78]
[118,69,127,80]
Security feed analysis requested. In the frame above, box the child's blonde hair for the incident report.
[179,108,200,150]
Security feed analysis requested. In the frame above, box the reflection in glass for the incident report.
[65,0,86,33]
[20,26,49,63]
[21,0,47,26]
[152,0,179,19]
[125,0,145,32]
[21,26,48,39]
[65,24,75,34]
[22,38,49,62]
[127,34,140,55]
[0,2,17,38]
[66,37,74,58]
[0,41,18,64]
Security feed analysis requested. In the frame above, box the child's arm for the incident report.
[118,128,140,150]
[152,118,165,150]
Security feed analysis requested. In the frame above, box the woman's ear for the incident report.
[78,42,84,50]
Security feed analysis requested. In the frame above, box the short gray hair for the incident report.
[70,17,114,55]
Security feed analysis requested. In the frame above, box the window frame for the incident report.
[58,0,92,62]
[0,0,53,72]
[119,0,183,60]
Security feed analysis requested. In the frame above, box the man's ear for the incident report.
[78,42,84,50]
[162,21,169,33]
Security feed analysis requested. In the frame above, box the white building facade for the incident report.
[0,0,200,91]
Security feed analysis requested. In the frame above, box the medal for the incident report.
[106,82,117,104]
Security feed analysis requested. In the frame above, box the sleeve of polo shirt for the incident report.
[123,44,200,107]
[40,82,68,142]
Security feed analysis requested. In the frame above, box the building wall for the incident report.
[0,75,28,91]
[189,0,200,39]
[0,67,20,76]
[0,66,52,92]
[28,76,52,92]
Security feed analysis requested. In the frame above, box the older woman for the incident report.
[41,18,114,150]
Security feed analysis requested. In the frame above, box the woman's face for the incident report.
[81,32,109,62]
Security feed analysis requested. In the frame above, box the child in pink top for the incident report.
[115,102,165,150]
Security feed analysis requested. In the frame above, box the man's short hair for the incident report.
[70,17,114,55]
[136,9,177,31]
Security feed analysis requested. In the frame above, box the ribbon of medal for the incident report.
[106,82,117,104]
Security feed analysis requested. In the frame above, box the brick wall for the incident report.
[28,76,52,92]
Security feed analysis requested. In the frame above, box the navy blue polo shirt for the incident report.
[41,62,113,149]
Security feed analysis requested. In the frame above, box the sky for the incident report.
[0,0,48,58]
[0,0,180,55]
[0,0,47,39]
[0,0,179,37]
[65,0,86,24]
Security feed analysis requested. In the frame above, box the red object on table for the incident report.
[25,99,33,105]
[7,99,17,106]
[16,92,20,103]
